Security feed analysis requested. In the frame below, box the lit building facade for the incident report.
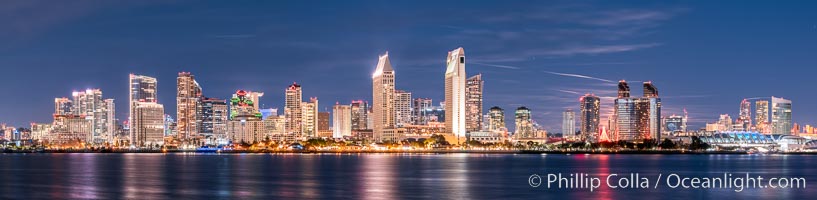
[465,74,483,132]
[770,97,793,134]
[737,99,752,131]
[394,90,412,127]
[198,97,228,144]
[72,89,114,144]
[514,107,534,138]
[285,83,303,135]
[129,74,158,144]
[412,98,432,125]
[350,100,369,130]
[580,94,600,141]
[176,72,201,140]
[228,90,264,144]
[487,106,506,133]
[333,104,352,138]
[372,52,397,141]
[562,109,575,135]
[132,102,165,147]
[301,97,319,138]
[613,81,662,141]
[445,47,467,137]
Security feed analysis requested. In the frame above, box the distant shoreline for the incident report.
[3,149,814,155]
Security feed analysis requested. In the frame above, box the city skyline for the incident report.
[1,1,815,132]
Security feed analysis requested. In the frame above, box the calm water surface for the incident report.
[0,153,814,199]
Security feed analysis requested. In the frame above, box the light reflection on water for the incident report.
[0,153,814,199]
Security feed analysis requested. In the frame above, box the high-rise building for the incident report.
[737,99,752,131]
[72,89,113,144]
[580,94,600,141]
[718,114,733,131]
[445,47,467,137]
[301,97,319,138]
[770,97,792,134]
[176,72,202,140]
[105,99,116,144]
[663,114,686,134]
[755,100,770,133]
[562,109,575,136]
[465,74,484,132]
[514,107,534,138]
[350,100,369,130]
[412,98,432,125]
[228,90,264,144]
[372,52,397,141]
[613,81,661,141]
[247,91,264,113]
[318,111,330,137]
[198,97,228,144]
[54,97,73,116]
[129,74,158,144]
[394,90,412,127]
[333,104,352,138]
[132,102,165,147]
[487,106,505,133]
[285,83,303,135]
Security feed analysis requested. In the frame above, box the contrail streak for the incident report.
[542,70,614,83]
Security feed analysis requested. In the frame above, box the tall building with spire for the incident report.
[285,83,303,135]
[372,52,397,141]
[177,72,202,140]
[580,94,600,141]
[445,47,466,137]
[465,74,484,132]
[129,74,158,145]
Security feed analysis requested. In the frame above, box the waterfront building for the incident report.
[580,94,600,141]
[412,98,433,125]
[372,52,397,141]
[72,89,114,144]
[394,90,412,127]
[487,106,506,133]
[197,97,228,145]
[228,90,265,144]
[54,97,73,115]
[465,74,484,132]
[318,111,330,137]
[301,97,318,138]
[562,109,575,136]
[132,102,165,147]
[129,74,158,144]
[333,104,352,138]
[514,107,534,138]
[30,123,52,141]
[752,97,793,134]
[613,81,661,141]
[176,72,201,140]
[737,99,752,131]
[663,114,686,135]
[445,47,467,137]
[285,83,303,135]
[350,100,369,130]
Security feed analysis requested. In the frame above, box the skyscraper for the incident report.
[176,72,202,140]
[770,97,792,134]
[350,100,369,130]
[487,106,505,133]
[372,52,396,141]
[197,97,228,144]
[105,99,116,144]
[301,97,318,138]
[755,100,770,133]
[412,98,432,125]
[613,81,661,141]
[394,90,412,127]
[445,47,466,137]
[465,74,484,132]
[318,112,330,137]
[285,83,303,135]
[514,107,533,138]
[562,109,575,136]
[129,74,158,144]
[54,97,73,115]
[227,90,264,143]
[133,102,164,147]
[73,89,113,144]
[580,94,600,141]
[333,103,352,138]
[737,99,752,131]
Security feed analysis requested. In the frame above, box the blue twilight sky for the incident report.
[0,0,815,132]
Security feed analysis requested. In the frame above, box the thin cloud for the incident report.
[554,89,581,95]
[470,62,521,70]
[543,70,615,83]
